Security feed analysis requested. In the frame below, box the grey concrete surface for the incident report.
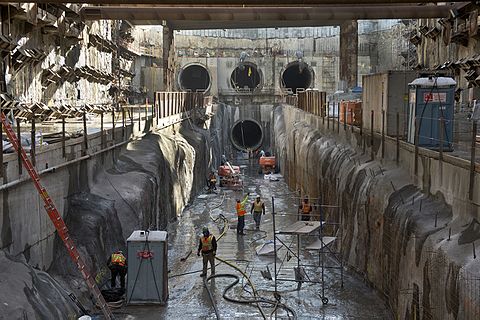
[115,160,392,319]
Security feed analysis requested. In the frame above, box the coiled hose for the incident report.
[206,273,297,319]
[203,191,296,319]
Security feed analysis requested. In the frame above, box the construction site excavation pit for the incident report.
[120,161,393,319]
[230,62,262,91]
[230,119,263,151]
[178,63,211,92]
[281,61,313,93]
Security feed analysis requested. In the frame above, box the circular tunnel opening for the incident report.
[230,62,261,91]
[230,119,263,151]
[178,64,211,92]
[281,61,313,93]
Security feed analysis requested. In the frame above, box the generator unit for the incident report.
[126,230,168,305]
[407,77,456,150]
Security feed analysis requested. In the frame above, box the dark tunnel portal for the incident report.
[231,64,261,91]
[179,64,210,92]
[231,120,263,151]
[282,62,312,93]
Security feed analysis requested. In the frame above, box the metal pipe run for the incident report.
[0,140,131,192]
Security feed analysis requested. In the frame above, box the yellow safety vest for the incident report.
[302,203,311,214]
[201,235,213,252]
[111,253,126,267]
[253,201,263,212]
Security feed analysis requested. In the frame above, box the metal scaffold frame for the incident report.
[271,195,344,304]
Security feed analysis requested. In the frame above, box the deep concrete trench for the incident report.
[2,103,477,319]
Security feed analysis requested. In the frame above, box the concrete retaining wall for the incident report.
[0,108,212,272]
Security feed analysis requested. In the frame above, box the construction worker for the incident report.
[197,227,217,277]
[250,196,266,230]
[236,193,250,235]
[208,171,217,192]
[107,250,127,290]
[299,197,313,221]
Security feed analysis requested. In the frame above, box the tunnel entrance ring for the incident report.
[281,61,314,94]
[230,62,262,92]
[230,119,263,151]
[178,63,211,93]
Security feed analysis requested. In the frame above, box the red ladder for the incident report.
[0,112,115,319]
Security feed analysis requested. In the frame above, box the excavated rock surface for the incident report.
[274,105,480,319]
[52,123,211,307]
[0,251,80,319]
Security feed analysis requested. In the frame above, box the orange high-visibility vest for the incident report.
[236,202,246,216]
[201,235,213,252]
[111,253,126,267]
[302,203,311,213]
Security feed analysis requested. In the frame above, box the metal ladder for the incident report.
[0,112,115,320]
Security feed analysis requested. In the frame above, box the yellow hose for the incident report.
[207,193,266,319]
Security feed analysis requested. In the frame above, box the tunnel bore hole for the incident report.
[281,61,313,93]
[230,119,263,151]
[230,63,261,91]
[179,64,211,92]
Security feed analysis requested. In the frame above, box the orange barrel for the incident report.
[339,101,347,123]
[352,101,362,126]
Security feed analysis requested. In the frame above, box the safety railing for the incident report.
[284,94,480,201]
[154,91,208,119]
[284,90,327,117]
[0,92,213,181]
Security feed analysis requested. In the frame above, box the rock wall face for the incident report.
[47,122,211,303]
[0,118,212,316]
[0,250,80,319]
[274,104,480,319]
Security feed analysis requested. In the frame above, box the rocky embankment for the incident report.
[274,104,479,320]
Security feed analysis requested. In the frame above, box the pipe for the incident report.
[0,139,131,191]
[230,119,263,151]
[0,111,197,191]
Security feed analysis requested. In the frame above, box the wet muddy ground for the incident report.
[114,160,393,319]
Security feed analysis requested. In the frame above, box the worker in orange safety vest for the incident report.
[197,227,217,277]
[236,193,250,235]
[107,250,127,289]
[299,197,313,221]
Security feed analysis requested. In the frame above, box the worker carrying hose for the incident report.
[236,193,250,235]
[107,250,127,290]
[197,227,217,277]
[299,197,313,221]
[250,196,266,230]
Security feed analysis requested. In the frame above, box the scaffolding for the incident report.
[270,195,344,304]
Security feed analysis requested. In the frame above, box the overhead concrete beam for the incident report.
[32,0,468,4]
[81,5,453,28]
